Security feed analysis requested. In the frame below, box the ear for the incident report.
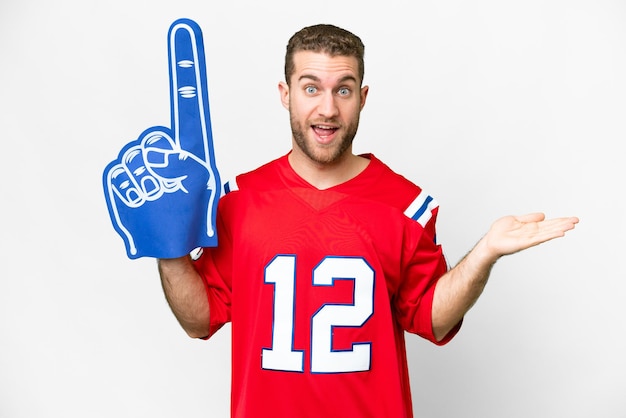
[359,85,369,111]
[278,81,290,110]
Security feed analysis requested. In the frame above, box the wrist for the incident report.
[471,236,501,267]
[158,255,193,274]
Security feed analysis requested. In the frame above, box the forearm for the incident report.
[158,256,211,339]
[430,213,578,341]
[431,238,499,341]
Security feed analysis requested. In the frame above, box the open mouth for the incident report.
[312,124,339,141]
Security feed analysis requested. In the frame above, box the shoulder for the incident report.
[363,154,440,227]
[223,154,289,195]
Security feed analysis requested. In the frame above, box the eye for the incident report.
[305,86,317,94]
[338,87,351,96]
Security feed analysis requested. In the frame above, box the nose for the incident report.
[317,92,339,118]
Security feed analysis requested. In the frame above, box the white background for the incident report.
[1,1,625,417]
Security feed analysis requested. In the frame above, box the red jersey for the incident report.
[194,153,459,418]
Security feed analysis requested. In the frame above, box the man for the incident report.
[158,24,578,418]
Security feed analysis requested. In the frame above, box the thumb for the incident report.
[146,148,207,180]
[139,130,208,181]
[515,212,546,223]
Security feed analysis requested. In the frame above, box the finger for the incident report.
[106,163,138,207]
[525,217,579,244]
[114,148,147,206]
[515,214,578,240]
[142,131,176,171]
[141,129,207,184]
[103,164,138,256]
[516,212,546,223]
[123,145,163,200]
[545,217,579,236]
[168,19,212,161]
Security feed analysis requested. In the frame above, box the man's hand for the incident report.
[482,213,580,262]
[432,212,579,341]
[103,19,221,259]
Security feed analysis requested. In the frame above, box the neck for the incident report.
[288,149,370,190]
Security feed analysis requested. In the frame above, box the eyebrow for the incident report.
[298,74,358,84]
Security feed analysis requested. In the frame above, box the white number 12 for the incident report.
[262,255,375,374]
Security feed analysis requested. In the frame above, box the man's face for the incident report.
[279,51,369,166]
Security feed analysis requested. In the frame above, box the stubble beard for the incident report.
[290,113,360,165]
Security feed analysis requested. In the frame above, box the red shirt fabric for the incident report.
[194,153,460,418]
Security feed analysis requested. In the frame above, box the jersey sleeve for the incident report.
[403,189,440,243]
[395,201,461,345]
[193,199,234,338]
